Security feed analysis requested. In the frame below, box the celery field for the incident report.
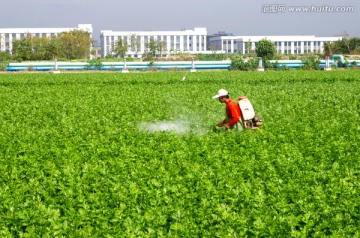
[0,70,359,237]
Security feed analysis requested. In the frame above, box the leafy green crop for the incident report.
[0,70,359,237]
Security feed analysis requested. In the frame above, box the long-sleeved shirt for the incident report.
[221,99,242,127]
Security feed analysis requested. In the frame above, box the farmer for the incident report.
[212,89,242,131]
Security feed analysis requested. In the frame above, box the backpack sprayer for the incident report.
[238,96,263,129]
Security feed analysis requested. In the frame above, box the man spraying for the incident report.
[212,89,242,131]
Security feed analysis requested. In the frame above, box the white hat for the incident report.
[212,89,228,98]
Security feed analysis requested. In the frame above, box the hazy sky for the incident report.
[1,0,359,44]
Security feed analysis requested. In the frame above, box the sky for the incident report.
[1,0,359,45]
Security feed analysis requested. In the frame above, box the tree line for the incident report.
[324,37,360,56]
[110,37,168,60]
[0,30,93,62]
[248,37,360,60]
[230,37,360,70]
[1,33,359,63]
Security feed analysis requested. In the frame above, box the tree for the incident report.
[341,36,351,54]
[31,36,51,60]
[256,39,276,61]
[12,36,32,61]
[46,35,63,60]
[147,38,159,58]
[245,39,252,54]
[58,29,93,60]
[230,55,258,71]
[12,35,56,61]
[210,46,217,54]
[130,34,141,54]
[0,51,11,61]
[11,29,92,61]
[144,39,167,58]
[332,37,360,54]
[349,37,360,54]
[113,38,128,58]
[301,53,320,70]
[158,41,166,57]
[354,45,360,54]
[145,39,159,60]
[323,42,334,57]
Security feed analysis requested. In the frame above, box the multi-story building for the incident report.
[208,35,342,54]
[0,24,93,54]
[0,24,343,58]
[100,28,207,58]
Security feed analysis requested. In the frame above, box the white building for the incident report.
[100,28,207,58]
[1,24,343,58]
[0,24,93,54]
[208,35,342,54]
